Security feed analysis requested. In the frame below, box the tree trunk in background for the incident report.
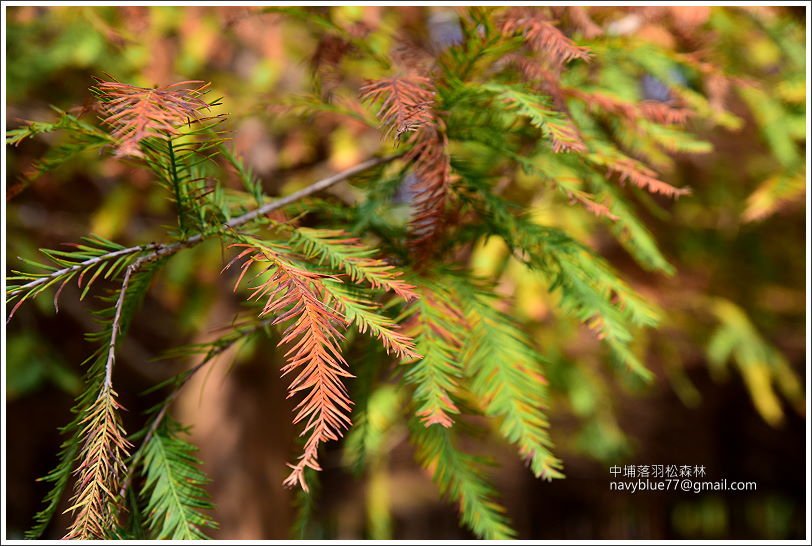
[175,300,295,539]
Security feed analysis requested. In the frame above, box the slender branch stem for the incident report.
[223,154,398,231]
[103,266,134,390]
[11,154,399,303]
[12,243,160,295]
[102,251,165,390]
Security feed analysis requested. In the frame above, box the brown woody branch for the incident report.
[12,154,400,306]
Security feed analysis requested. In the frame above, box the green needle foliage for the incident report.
[409,418,515,540]
[6,5,804,540]
[6,107,112,197]
[140,418,218,539]
[455,276,562,480]
[27,264,158,539]
[402,279,467,428]
[7,234,147,319]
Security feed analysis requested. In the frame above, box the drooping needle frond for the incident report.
[361,76,454,257]
[63,387,131,540]
[226,238,353,492]
[406,125,454,257]
[401,279,466,428]
[140,418,217,539]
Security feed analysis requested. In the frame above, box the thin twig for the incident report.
[102,252,165,390]
[223,154,399,231]
[103,266,135,390]
[11,154,399,305]
[12,243,160,295]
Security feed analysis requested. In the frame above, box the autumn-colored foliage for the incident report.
[93,79,216,157]
[5,5,805,541]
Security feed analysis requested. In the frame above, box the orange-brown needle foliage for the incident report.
[360,76,453,259]
[227,243,352,492]
[610,157,692,198]
[405,125,454,257]
[93,79,213,157]
[501,7,592,66]
[359,76,435,139]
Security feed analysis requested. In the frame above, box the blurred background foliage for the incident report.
[4,5,807,540]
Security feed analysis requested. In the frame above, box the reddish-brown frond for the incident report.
[93,79,214,157]
[502,8,591,66]
[638,101,693,125]
[609,158,691,198]
[359,73,453,258]
[545,118,588,154]
[567,88,692,126]
[567,89,639,121]
[288,227,420,358]
[360,76,435,139]
[64,387,131,539]
[567,190,619,220]
[227,242,352,492]
[406,125,454,258]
